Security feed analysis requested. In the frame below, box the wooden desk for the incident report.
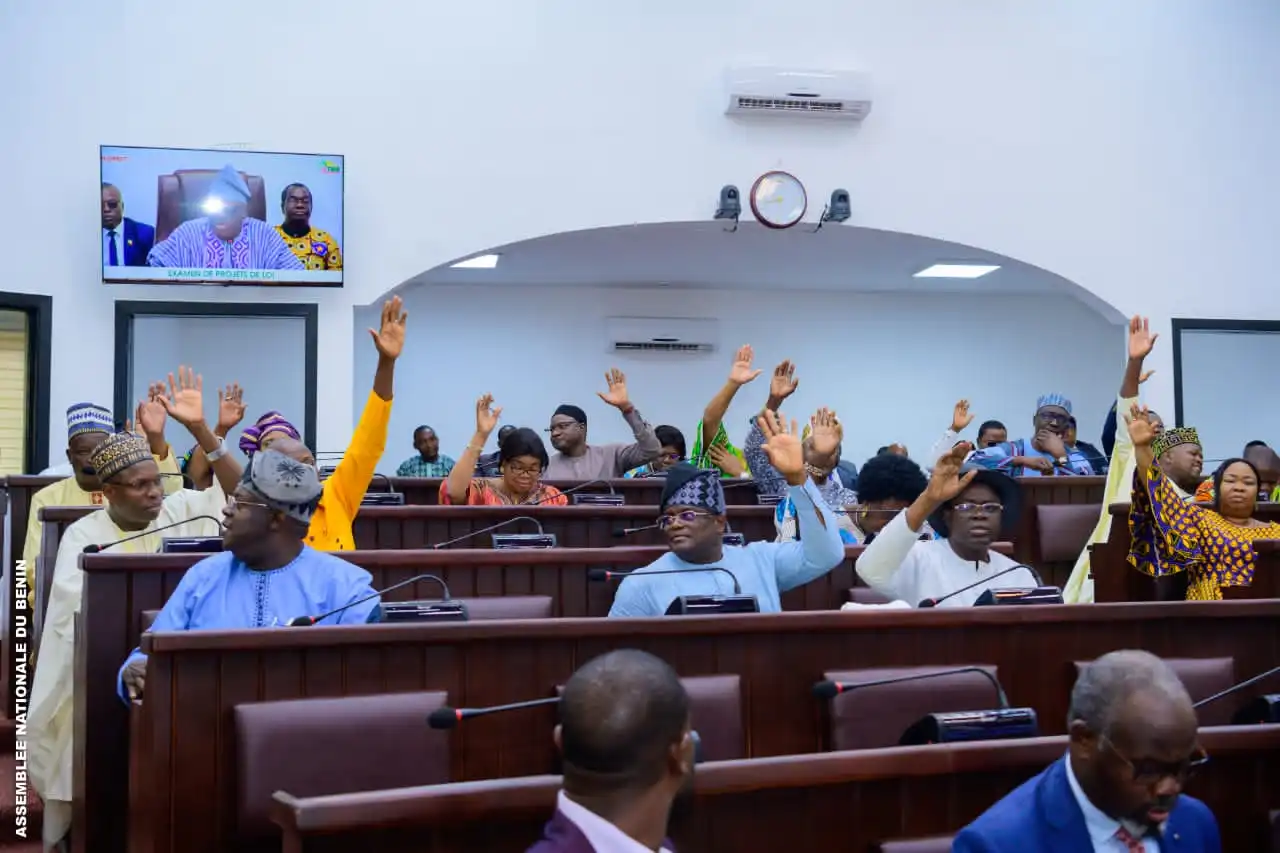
[380,477,762,507]
[124,602,1280,853]
[1092,502,1280,602]
[269,726,1280,853]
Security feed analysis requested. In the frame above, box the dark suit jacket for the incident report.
[953,757,1221,852]
[525,807,676,853]
[120,217,155,266]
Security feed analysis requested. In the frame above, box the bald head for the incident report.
[558,650,690,794]
[262,435,316,467]
[1069,650,1193,736]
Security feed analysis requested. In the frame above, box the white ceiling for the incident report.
[406,222,1100,303]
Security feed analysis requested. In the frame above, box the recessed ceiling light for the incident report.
[913,263,1000,279]
[451,253,500,269]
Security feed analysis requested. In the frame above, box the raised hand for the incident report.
[1126,403,1158,448]
[756,409,805,484]
[158,366,204,427]
[924,442,978,504]
[216,383,246,434]
[136,383,168,438]
[951,399,974,433]
[369,295,408,360]
[727,344,762,386]
[808,407,842,458]
[475,394,503,436]
[768,360,799,402]
[1128,315,1158,361]
[596,368,631,409]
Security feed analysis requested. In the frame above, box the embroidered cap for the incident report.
[67,403,113,441]
[1152,426,1200,460]
[1036,393,1072,414]
[89,432,152,482]
[241,448,323,524]
[660,463,726,515]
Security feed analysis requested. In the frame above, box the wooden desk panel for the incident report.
[131,603,1280,853]
[268,727,1280,853]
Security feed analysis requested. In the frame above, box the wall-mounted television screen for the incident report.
[101,145,344,286]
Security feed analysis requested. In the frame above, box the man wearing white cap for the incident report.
[146,164,303,270]
[968,393,1097,477]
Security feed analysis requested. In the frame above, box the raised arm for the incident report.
[182,384,245,490]
[925,399,974,467]
[595,368,663,473]
[1125,403,1203,577]
[743,360,799,496]
[328,297,404,519]
[156,367,242,497]
[444,394,501,504]
[696,344,761,463]
[1115,316,1157,454]
[760,410,846,588]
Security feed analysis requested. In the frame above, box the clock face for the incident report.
[749,171,807,229]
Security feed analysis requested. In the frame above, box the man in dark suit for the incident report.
[954,650,1221,852]
[527,650,694,853]
[102,183,155,267]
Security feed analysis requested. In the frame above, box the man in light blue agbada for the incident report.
[118,448,378,702]
[609,411,845,617]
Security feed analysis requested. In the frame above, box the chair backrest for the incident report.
[155,169,268,241]
[1036,503,1101,563]
[873,836,956,853]
[556,674,745,761]
[233,691,450,837]
[822,665,1001,751]
[1270,809,1279,853]
[457,596,554,620]
[139,609,159,634]
[1071,657,1236,727]
[846,587,892,605]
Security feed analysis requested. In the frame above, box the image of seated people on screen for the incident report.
[100,146,344,286]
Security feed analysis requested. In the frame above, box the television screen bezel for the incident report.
[99,144,345,288]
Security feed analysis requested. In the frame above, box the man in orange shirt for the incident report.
[234,296,406,550]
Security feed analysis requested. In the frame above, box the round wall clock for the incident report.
[749,171,807,229]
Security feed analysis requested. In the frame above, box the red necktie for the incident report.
[1115,827,1146,851]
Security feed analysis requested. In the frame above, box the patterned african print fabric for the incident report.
[1128,463,1280,600]
[438,478,567,506]
[274,225,343,270]
[148,217,303,270]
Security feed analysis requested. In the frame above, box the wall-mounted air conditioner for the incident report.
[725,66,873,121]
[606,317,719,354]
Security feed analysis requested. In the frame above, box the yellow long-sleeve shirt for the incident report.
[305,390,392,551]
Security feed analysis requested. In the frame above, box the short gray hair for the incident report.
[1068,650,1191,735]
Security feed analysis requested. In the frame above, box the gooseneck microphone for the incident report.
[917,564,1042,608]
[286,573,452,626]
[812,666,1010,708]
[427,696,561,729]
[430,516,545,549]
[83,515,226,554]
[1193,664,1280,710]
[588,566,743,595]
[612,523,660,538]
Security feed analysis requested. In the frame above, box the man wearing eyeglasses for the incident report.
[545,368,663,480]
[954,650,1219,852]
[968,393,1096,477]
[855,444,1038,607]
[608,411,844,617]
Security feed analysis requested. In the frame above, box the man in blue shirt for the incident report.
[609,411,844,617]
[118,448,378,702]
[969,393,1095,477]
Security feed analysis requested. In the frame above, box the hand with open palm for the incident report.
[924,442,978,504]
[369,296,408,360]
[597,368,631,409]
[757,409,805,485]
[158,366,204,427]
[727,345,762,386]
[951,399,974,433]
[1125,403,1158,448]
[769,360,799,403]
[136,382,168,439]
[216,383,246,434]
[1128,315,1158,361]
[475,394,503,437]
[808,407,842,459]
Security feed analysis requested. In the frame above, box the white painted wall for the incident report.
[3,0,1277,466]
[357,286,1123,473]
[1178,329,1280,462]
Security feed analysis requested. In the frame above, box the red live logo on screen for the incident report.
[101,154,129,162]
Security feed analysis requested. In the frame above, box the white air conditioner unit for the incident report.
[725,66,873,121]
[606,317,719,354]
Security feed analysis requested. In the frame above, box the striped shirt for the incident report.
[148,217,304,270]
[395,455,457,478]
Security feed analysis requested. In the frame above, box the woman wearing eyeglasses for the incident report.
[855,443,1038,607]
[441,394,568,506]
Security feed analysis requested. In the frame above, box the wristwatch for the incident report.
[205,439,229,462]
